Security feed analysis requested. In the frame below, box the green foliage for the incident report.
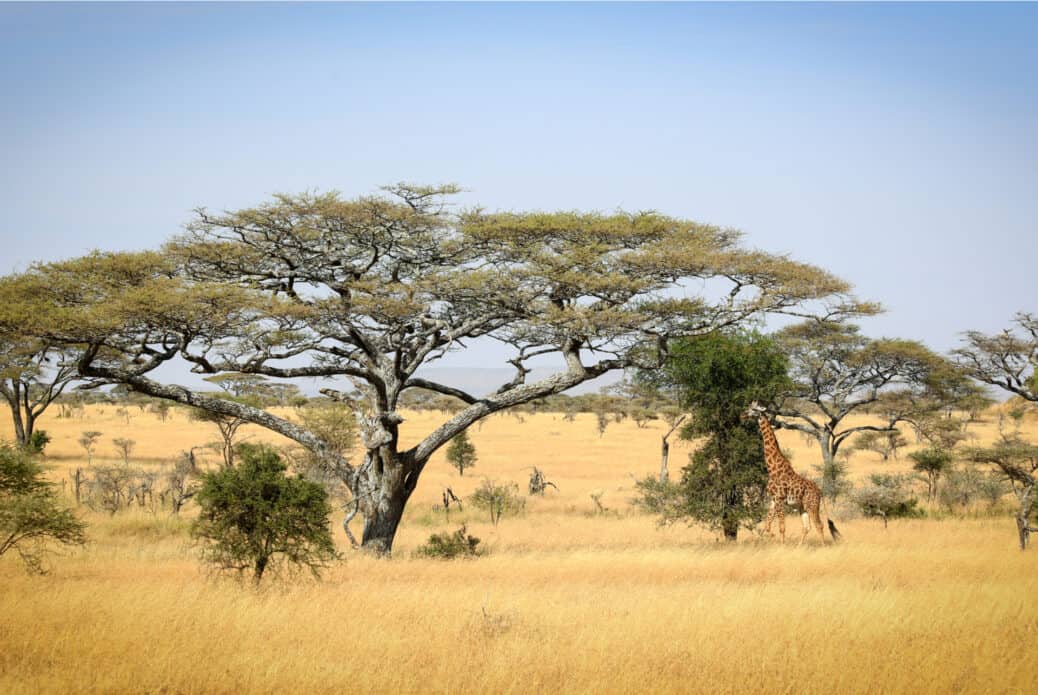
[909,447,953,502]
[636,331,790,539]
[470,479,525,526]
[191,444,337,583]
[851,429,907,461]
[446,430,477,476]
[666,331,792,431]
[25,430,51,454]
[414,525,481,559]
[815,455,853,504]
[0,445,87,573]
[853,473,923,522]
[294,403,356,460]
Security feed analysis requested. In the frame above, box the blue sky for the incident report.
[2,2,1036,366]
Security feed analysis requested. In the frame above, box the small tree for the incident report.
[164,450,199,516]
[953,312,1038,404]
[0,445,87,573]
[852,473,923,527]
[111,437,135,465]
[190,398,257,468]
[78,431,102,465]
[470,479,525,526]
[610,376,688,483]
[150,400,172,422]
[852,429,908,462]
[85,464,137,515]
[191,444,337,583]
[0,338,78,450]
[446,430,477,476]
[909,447,953,503]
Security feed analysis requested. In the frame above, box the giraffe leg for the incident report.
[777,506,786,543]
[764,500,777,538]
[797,511,810,547]
[810,505,826,544]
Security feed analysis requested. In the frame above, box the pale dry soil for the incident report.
[1,406,1037,693]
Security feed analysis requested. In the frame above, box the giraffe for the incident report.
[744,401,838,545]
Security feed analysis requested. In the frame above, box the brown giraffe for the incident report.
[745,401,839,545]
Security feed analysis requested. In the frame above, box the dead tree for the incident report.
[164,451,199,516]
[442,487,463,523]
[528,467,558,495]
[70,467,84,506]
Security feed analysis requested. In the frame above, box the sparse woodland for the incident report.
[0,188,1036,692]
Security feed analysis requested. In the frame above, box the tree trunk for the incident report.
[1016,483,1033,551]
[659,437,670,483]
[253,555,268,583]
[721,515,739,541]
[4,383,27,446]
[10,410,26,447]
[353,447,419,556]
[360,492,409,555]
[818,438,838,500]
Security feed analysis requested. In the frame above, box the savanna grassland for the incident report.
[2,404,1038,694]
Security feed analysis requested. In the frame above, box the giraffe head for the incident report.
[743,400,768,421]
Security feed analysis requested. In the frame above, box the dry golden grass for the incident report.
[2,404,1038,693]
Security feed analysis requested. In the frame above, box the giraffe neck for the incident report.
[757,415,790,473]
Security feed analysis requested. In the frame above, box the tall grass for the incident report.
[2,405,1037,692]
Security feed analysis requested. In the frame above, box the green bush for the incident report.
[26,430,51,454]
[415,525,481,559]
[0,444,87,573]
[191,444,338,583]
[470,479,524,525]
[853,473,923,524]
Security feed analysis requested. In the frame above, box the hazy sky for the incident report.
[3,2,1036,369]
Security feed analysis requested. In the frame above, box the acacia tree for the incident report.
[771,320,957,492]
[953,312,1037,403]
[0,337,78,448]
[0,185,855,554]
[954,312,1038,548]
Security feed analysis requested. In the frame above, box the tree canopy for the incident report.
[0,185,858,554]
[771,319,961,472]
[953,312,1038,403]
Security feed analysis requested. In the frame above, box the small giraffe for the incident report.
[745,401,836,545]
